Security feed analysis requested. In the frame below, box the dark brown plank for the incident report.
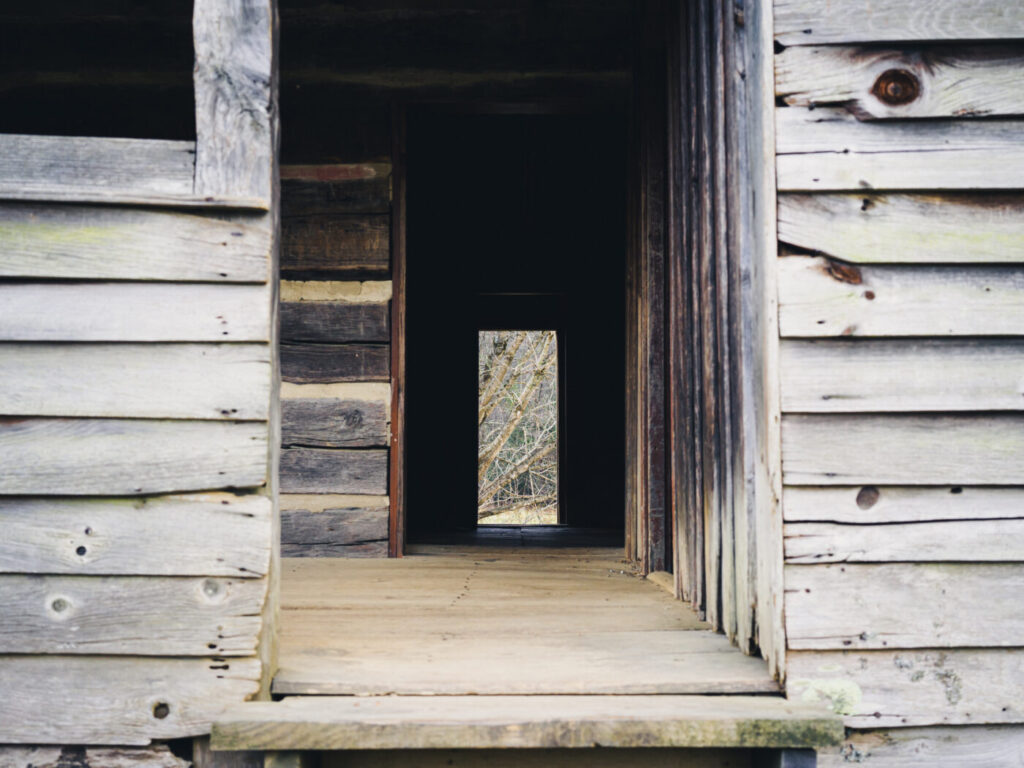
[281,174,390,217]
[280,302,390,343]
[280,343,389,383]
[281,508,389,557]
[279,448,388,495]
[281,398,388,448]
[281,214,390,278]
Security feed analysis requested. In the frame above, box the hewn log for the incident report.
[0,203,270,281]
[281,398,388,448]
[281,508,388,557]
[279,448,388,494]
[0,574,266,655]
[281,165,391,216]
[0,418,267,495]
[0,493,271,577]
[281,214,390,277]
[280,343,389,383]
[280,301,389,343]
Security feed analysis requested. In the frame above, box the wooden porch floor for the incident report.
[274,547,778,696]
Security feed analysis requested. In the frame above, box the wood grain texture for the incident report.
[0,493,271,577]
[281,508,388,557]
[784,485,1024,523]
[0,343,271,419]
[787,649,1024,727]
[281,214,389,277]
[782,414,1024,485]
[776,107,1024,190]
[281,342,389,383]
[279,448,387,494]
[281,168,391,216]
[193,0,274,205]
[778,256,1024,337]
[780,340,1024,412]
[0,746,189,768]
[774,0,1024,45]
[820,725,1024,767]
[0,418,267,495]
[776,46,1024,119]
[211,694,841,751]
[0,282,271,341]
[0,655,261,744]
[0,574,266,655]
[785,563,1024,648]
[777,193,1024,264]
[785,519,1024,563]
[0,203,271,281]
[280,301,389,343]
[281,398,388,447]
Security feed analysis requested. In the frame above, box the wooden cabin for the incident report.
[1,1,1023,766]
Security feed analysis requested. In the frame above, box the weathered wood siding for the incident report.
[0,0,277,745]
[774,1,1024,762]
[278,161,392,556]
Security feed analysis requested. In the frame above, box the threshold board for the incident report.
[211,695,842,751]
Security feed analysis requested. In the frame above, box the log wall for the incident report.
[278,157,392,557]
[773,1,1024,763]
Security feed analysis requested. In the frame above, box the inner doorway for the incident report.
[405,109,626,544]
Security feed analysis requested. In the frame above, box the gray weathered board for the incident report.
[819,725,1024,768]
[0,419,267,495]
[0,575,266,655]
[780,340,1024,412]
[777,193,1024,264]
[783,486,1024,524]
[0,494,271,577]
[773,0,1024,45]
[279,448,388,494]
[0,344,271,420]
[785,563,1024,649]
[280,301,389,343]
[776,46,1024,119]
[782,414,1024,485]
[281,508,388,557]
[281,398,388,447]
[0,283,271,341]
[778,257,1024,337]
[0,203,271,281]
[0,655,261,744]
[787,648,1024,727]
[281,342,389,383]
[0,746,188,768]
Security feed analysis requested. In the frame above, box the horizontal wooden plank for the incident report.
[0,655,261,744]
[784,485,1024,523]
[281,214,389,277]
[281,165,391,216]
[776,46,1024,119]
[777,193,1024,264]
[282,398,388,448]
[0,574,266,655]
[774,0,1024,45]
[280,448,388,494]
[779,340,1024,411]
[786,563,1024,648]
[0,283,271,341]
[0,746,188,768]
[281,508,388,557]
[787,649,1024,727]
[281,342,389,383]
[212,695,841,751]
[0,419,267,495]
[782,414,1024,485]
[0,343,271,419]
[785,519,1024,563]
[280,301,389,343]
[0,493,271,577]
[778,256,1024,336]
[776,107,1024,190]
[820,725,1024,768]
[0,203,270,282]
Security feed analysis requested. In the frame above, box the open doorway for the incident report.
[404,110,626,545]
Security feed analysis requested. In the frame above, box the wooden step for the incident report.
[211,695,843,752]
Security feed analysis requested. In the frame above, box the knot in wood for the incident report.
[871,69,920,106]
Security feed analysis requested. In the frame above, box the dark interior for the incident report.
[406,110,626,539]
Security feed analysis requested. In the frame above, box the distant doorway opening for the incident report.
[478,329,560,525]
